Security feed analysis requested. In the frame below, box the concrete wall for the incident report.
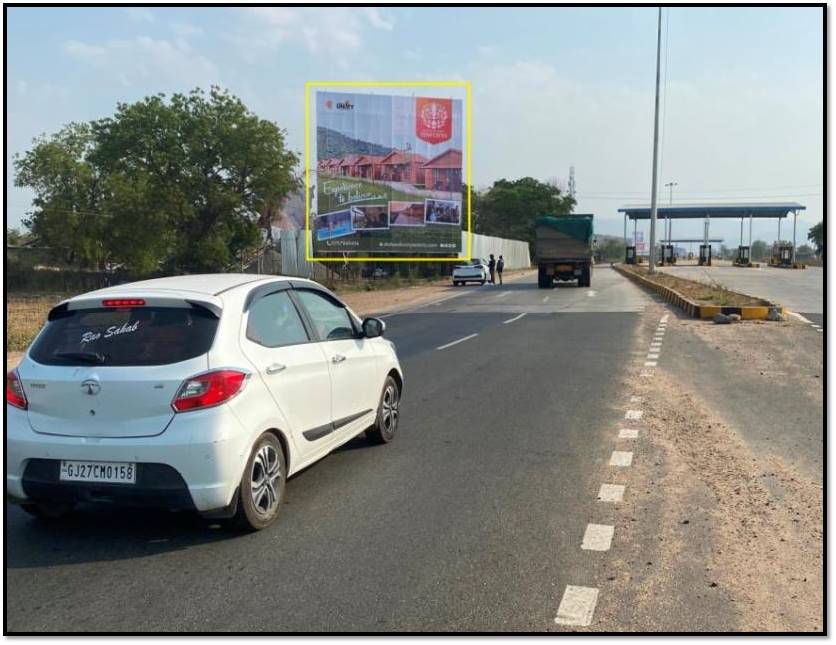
[277,229,531,277]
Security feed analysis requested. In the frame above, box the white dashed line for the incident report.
[610,450,633,466]
[581,524,615,551]
[644,361,657,367]
[618,428,639,439]
[641,371,654,377]
[597,483,625,503]
[495,291,511,299]
[625,410,643,420]
[629,396,642,403]
[587,291,597,297]
[542,296,550,303]
[555,585,599,626]
[817,329,823,333]
[436,333,478,351]
[647,353,659,359]
[503,312,527,324]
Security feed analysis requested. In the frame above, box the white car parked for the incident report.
[452,258,489,286]
[6,274,403,530]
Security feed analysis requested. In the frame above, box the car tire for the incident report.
[366,375,400,444]
[20,501,76,521]
[232,432,286,531]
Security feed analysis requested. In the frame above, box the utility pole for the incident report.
[648,7,663,273]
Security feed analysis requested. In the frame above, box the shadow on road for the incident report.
[5,504,248,569]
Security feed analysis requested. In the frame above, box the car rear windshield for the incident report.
[29,306,219,366]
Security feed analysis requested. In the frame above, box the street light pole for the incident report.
[648,7,663,274]
[664,181,678,245]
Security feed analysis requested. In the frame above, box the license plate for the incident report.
[59,461,137,485]
[556,264,572,272]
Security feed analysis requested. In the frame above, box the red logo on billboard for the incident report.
[416,97,452,144]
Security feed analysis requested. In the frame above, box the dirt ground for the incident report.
[599,302,823,631]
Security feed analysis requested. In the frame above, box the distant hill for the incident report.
[317,127,391,159]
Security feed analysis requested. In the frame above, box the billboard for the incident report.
[312,90,464,258]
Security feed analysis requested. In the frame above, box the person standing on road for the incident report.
[496,255,505,285]
[488,254,496,285]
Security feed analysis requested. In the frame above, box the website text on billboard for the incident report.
[312,90,465,258]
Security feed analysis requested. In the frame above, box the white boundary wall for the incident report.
[278,230,530,276]
[468,232,530,269]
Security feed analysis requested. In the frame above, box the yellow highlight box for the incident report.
[304,81,472,262]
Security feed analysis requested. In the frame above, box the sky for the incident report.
[6,5,824,245]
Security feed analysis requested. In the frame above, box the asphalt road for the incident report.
[6,269,655,632]
[657,264,824,320]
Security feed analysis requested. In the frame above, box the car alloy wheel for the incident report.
[250,443,282,518]
[381,382,400,435]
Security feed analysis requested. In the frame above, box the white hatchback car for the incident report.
[6,274,403,530]
[452,258,489,286]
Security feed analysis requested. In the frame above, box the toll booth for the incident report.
[625,246,637,264]
[734,245,751,267]
[698,244,712,266]
[662,245,675,265]
[775,244,793,267]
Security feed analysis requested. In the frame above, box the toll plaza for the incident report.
[617,202,806,267]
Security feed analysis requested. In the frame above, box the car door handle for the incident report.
[265,363,287,374]
[331,354,346,364]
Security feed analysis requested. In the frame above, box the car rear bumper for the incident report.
[6,404,250,513]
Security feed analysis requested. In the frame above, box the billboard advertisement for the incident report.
[313,90,464,257]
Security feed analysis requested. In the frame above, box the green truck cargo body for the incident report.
[534,215,594,288]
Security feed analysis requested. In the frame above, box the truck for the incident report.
[534,214,594,288]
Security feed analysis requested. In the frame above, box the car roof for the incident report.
[75,274,294,299]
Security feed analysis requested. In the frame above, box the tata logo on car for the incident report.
[81,379,101,396]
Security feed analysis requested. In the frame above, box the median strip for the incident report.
[436,333,478,351]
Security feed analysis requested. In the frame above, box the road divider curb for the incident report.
[613,264,784,321]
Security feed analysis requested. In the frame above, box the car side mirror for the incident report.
[362,317,386,338]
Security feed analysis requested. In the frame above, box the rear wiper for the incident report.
[53,351,106,364]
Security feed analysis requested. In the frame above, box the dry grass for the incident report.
[6,294,69,351]
[623,265,767,307]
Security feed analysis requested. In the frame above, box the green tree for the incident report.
[15,87,299,273]
[808,221,823,259]
[750,240,769,261]
[475,177,575,250]
[6,227,34,247]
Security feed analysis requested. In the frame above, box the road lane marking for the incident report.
[542,296,550,303]
[598,484,625,503]
[503,312,527,324]
[644,361,658,367]
[495,291,511,299]
[436,333,478,351]
[630,396,642,403]
[610,451,633,466]
[641,371,654,377]
[619,428,639,439]
[581,524,615,551]
[787,311,813,324]
[817,329,823,333]
[647,353,659,359]
[555,586,599,626]
[587,290,597,297]
[625,410,643,420]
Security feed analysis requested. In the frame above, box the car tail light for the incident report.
[102,299,145,307]
[6,370,27,410]
[172,370,248,412]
